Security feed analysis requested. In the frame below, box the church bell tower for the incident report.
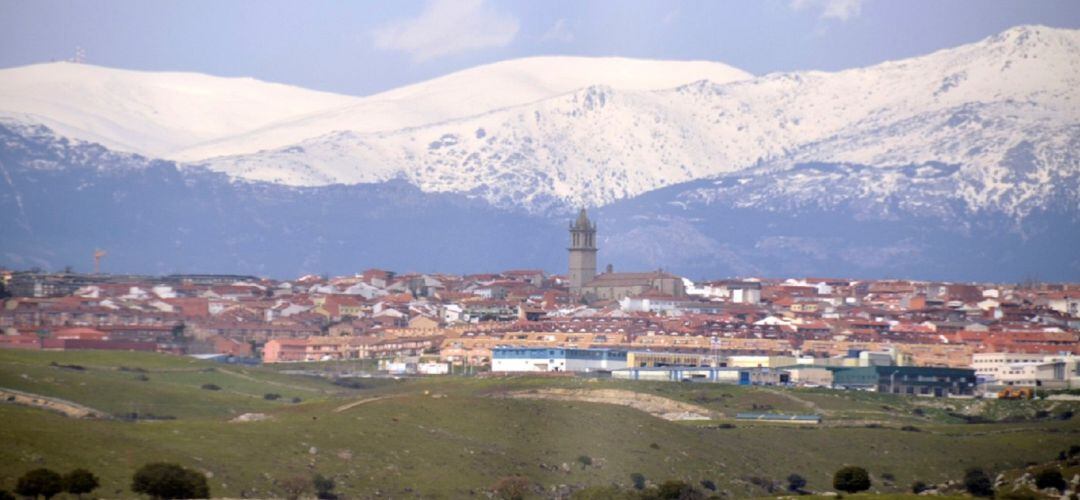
[568,208,597,295]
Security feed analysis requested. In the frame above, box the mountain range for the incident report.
[1,25,1077,280]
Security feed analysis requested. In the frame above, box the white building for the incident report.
[972,353,1080,388]
[491,347,628,373]
[691,280,762,304]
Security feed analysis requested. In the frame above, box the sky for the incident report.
[1,0,1079,96]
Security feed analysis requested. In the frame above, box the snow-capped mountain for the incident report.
[196,25,1079,215]
[3,120,1075,280]
[0,63,360,158]
[0,56,751,161]
[1,25,1078,279]
[173,56,752,161]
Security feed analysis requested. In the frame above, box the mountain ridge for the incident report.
[193,25,1080,215]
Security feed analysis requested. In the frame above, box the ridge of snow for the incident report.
[196,25,1080,217]
[0,56,752,161]
[2,25,1078,219]
[0,62,359,157]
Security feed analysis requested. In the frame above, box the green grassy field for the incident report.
[0,350,1077,498]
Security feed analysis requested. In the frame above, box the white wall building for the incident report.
[972,352,1080,388]
[491,347,628,373]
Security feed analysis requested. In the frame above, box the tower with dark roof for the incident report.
[568,208,597,295]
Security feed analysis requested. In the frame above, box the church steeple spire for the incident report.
[568,208,597,295]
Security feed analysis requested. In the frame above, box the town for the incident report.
[2,211,1078,399]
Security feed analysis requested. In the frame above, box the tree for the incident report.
[787,473,807,492]
[491,476,530,500]
[1034,468,1066,491]
[63,469,100,498]
[131,462,209,499]
[15,468,64,499]
[0,489,14,500]
[313,473,337,500]
[833,466,871,494]
[911,480,929,494]
[963,468,994,498]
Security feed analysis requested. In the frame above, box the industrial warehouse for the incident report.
[491,346,980,397]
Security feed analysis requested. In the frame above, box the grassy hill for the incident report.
[0,350,1077,498]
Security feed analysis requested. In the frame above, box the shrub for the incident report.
[748,476,779,493]
[313,473,336,500]
[0,489,14,500]
[277,475,310,500]
[787,473,807,492]
[911,480,929,494]
[963,468,993,498]
[491,476,530,500]
[263,393,282,401]
[881,472,896,483]
[1034,468,1066,491]
[901,425,921,432]
[131,462,209,499]
[630,473,647,490]
[649,442,661,450]
[578,455,593,468]
[833,466,871,493]
[200,383,221,391]
[63,468,100,498]
[292,397,302,403]
[700,479,716,492]
[15,468,63,499]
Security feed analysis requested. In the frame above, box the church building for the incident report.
[567,209,685,302]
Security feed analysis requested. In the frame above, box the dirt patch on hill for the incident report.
[498,388,714,421]
[333,395,401,413]
[0,387,109,419]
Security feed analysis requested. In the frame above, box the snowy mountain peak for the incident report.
[0,62,360,158]
[189,25,1079,216]
[985,24,1076,47]
[1,25,1077,220]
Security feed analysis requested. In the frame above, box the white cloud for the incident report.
[790,0,864,21]
[372,0,520,62]
[541,18,574,43]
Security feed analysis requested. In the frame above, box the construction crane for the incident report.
[93,249,106,274]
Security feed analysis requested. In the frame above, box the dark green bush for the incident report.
[833,466,871,493]
[15,469,63,499]
[963,468,993,497]
[131,462,209,499]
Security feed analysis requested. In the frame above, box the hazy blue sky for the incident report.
[2,0,1079,96]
